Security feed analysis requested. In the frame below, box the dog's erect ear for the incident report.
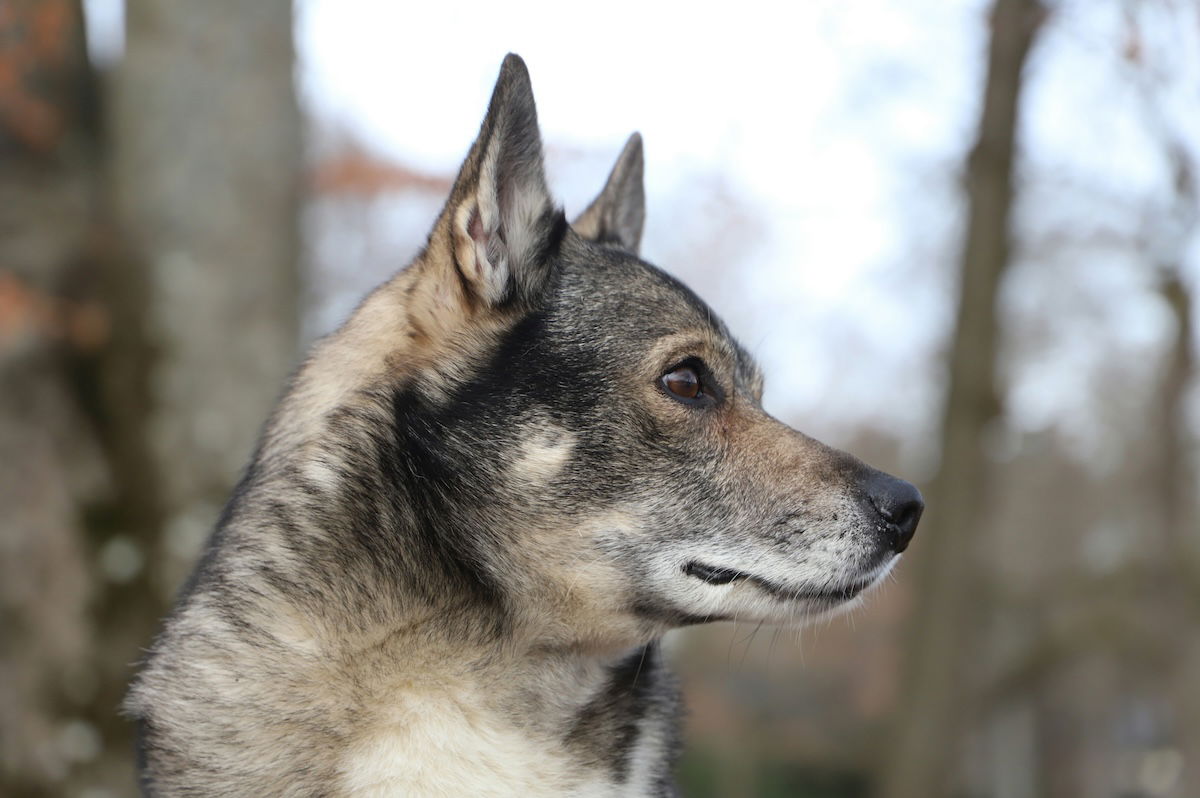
[573,133,645,254]
[442,54,558,307]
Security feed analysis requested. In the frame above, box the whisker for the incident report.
[739,621,765,672]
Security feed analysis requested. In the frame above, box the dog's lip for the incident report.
[683,560,874,603]
[683,562,750,586]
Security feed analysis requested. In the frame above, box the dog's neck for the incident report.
[321,619,679,794]
[228,432,665,701]
[325,618,655,725]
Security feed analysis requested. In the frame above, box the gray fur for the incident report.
[573,132,645,253]
[127,54,922,797]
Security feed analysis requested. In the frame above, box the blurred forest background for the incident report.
[1,0,1197,796]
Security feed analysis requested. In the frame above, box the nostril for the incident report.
[864,472,924,553]
[887,496,923,552]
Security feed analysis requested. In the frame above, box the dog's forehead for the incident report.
[555,248,705,334]
[553,242,763,390]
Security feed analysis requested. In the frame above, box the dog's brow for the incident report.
[726,340,763,392]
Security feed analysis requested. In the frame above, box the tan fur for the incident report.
[268,240,520,460]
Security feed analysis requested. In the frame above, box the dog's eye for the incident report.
[662,366,701,400]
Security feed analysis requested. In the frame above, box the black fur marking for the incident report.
[631,599,732,627]
[315,299,610,622]
[682,561,746,585]
[387,389,511,610]
[682,560,875,604]
[566,642,681,784]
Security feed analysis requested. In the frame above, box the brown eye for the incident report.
[662,366,701,400]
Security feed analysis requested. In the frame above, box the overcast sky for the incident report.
[84,0,1200,467]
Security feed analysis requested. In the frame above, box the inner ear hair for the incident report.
[441,54,559,308]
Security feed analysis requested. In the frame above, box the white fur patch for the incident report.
[510,427,575,485]
[304,457,342,492]
[339,685,616,798]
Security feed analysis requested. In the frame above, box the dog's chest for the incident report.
[337,684,667,797]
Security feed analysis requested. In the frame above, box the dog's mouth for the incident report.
[683,561,874,604]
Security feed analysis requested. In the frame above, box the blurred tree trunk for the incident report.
[878,2,1045,797]
[1159,271,1200,794]
[1132,33,1200,787]
[1,1,300,794]
[1157,274,1193,586]
[113,0,302,594]
[0,2,109,794]
[1156,255,1199,796]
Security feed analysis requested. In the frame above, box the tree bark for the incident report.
[112,0,302,593]
[1156,267,1199,797]
[0,1,301,794]
[878,2,1045,796]
[0,2,108,794]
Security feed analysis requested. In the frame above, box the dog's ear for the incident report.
[441,54,559,307]
[573,133,645,254]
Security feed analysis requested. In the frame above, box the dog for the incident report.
[126,54,923,797]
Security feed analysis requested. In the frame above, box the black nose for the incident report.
[863,471,924,553]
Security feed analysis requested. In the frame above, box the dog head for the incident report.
[286,55,922,650]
